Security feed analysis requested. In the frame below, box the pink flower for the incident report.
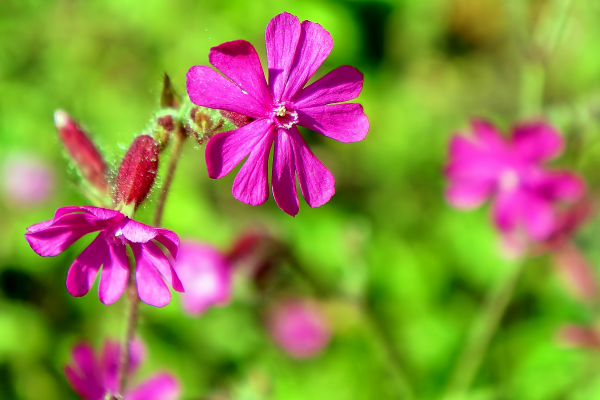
[2,155,54,205]
[172,241,231,315]
[557,324,600,350]
[445,120,584,241]
[186,12,369,216]
[65,338,180,400]
[267,299,331,359]
[24,206,183,307]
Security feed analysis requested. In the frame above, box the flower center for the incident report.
[104,215,128,246]
[271,104,298,129]
[499,169,520,191]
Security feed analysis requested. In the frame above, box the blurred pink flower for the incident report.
[24,206,183,307]
[2,155,54,205]
[267,299,331,359]
[65,338,180,400]
[557,324,600,350]
[172,241,231,315]
[446,120,584,241]
[186,12,369,216]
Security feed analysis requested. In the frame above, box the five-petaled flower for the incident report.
[65,338,180,400]
[186,12,369,216]
[445,120,584,241]
[24,206,183,307]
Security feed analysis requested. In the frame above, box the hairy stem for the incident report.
[153,127,187,227]
[118,265,140,394]
[444,260,526,399]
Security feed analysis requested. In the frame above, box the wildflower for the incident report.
[557,324,600,350]
[445,120,584,241]
[54,110,109,195]
[2,154,54,205]
[267,298,331,358]
[186,12,369,216]
[24,206,183,306]
[65,338,180,400]
[172,241,231,315]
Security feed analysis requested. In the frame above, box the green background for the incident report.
[2,0,600,399]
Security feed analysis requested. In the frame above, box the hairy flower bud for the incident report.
[115,135,159,209]
[53,110,108,194]
[160,73,181,109]
[219,110,254,128]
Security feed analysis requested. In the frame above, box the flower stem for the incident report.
[444,260,526,399]
[153,127,187,227]
[118,265,139,393]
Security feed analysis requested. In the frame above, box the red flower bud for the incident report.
[115,135,159,208]
[53,110,108,194]
[219,110,254,128]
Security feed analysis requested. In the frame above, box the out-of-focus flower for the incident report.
[24,206,182,307]
[267,298,331,359]
[556,324,600,350]
[54,110,109,196]
[445,120,584,241]
[2,155,54,205]
[65,338,180,400]
[172,241,231,315]
[186,12,369,216]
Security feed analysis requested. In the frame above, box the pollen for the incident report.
[276,106,287,117]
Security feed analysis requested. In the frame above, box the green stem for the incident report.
[153,128,187,227]
[444,260,526,399]
[117,262,140,394]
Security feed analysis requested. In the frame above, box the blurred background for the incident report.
[3,0,600,399]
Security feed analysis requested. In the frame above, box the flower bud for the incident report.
[115,135,159,209]
[53,110,108,194]
[160,73,181,109]
[219,110,254,128]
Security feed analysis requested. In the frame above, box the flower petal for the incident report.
[125,372,180,400]
[205,118,273,179]
[141,242,184,293]
[132,243,171,307]
[538,171,585,201]
[471,119,506,151]
[493,191,523,235]
[557,324,600,349]
[121,219,157,243]
[522,194,555,241]
[297,103,369,143]
[99,339,121,394]
[265,12,302,103]
[66,233,107,297]
[25,214,100,257]
[186,65,268,118]
[445,181,493,210]
[209,40,272,107]
[289,127,335,208]
[98,243,129,305]
[282,20,333,101]
[553,243,598,303]
[232,126,276,205]
[272,129,299,216]
[64,344,105,400]
[154,228,180,260]
[293,65,363,108]
[512,121,563,162]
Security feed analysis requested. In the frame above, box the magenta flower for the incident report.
[267,299,331,359]
[65,338,180,400]
[186,12,369,216]
[24,206,183,307]
[172,241,231,315]
[445,120,584,241]
[2,154,54,206]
